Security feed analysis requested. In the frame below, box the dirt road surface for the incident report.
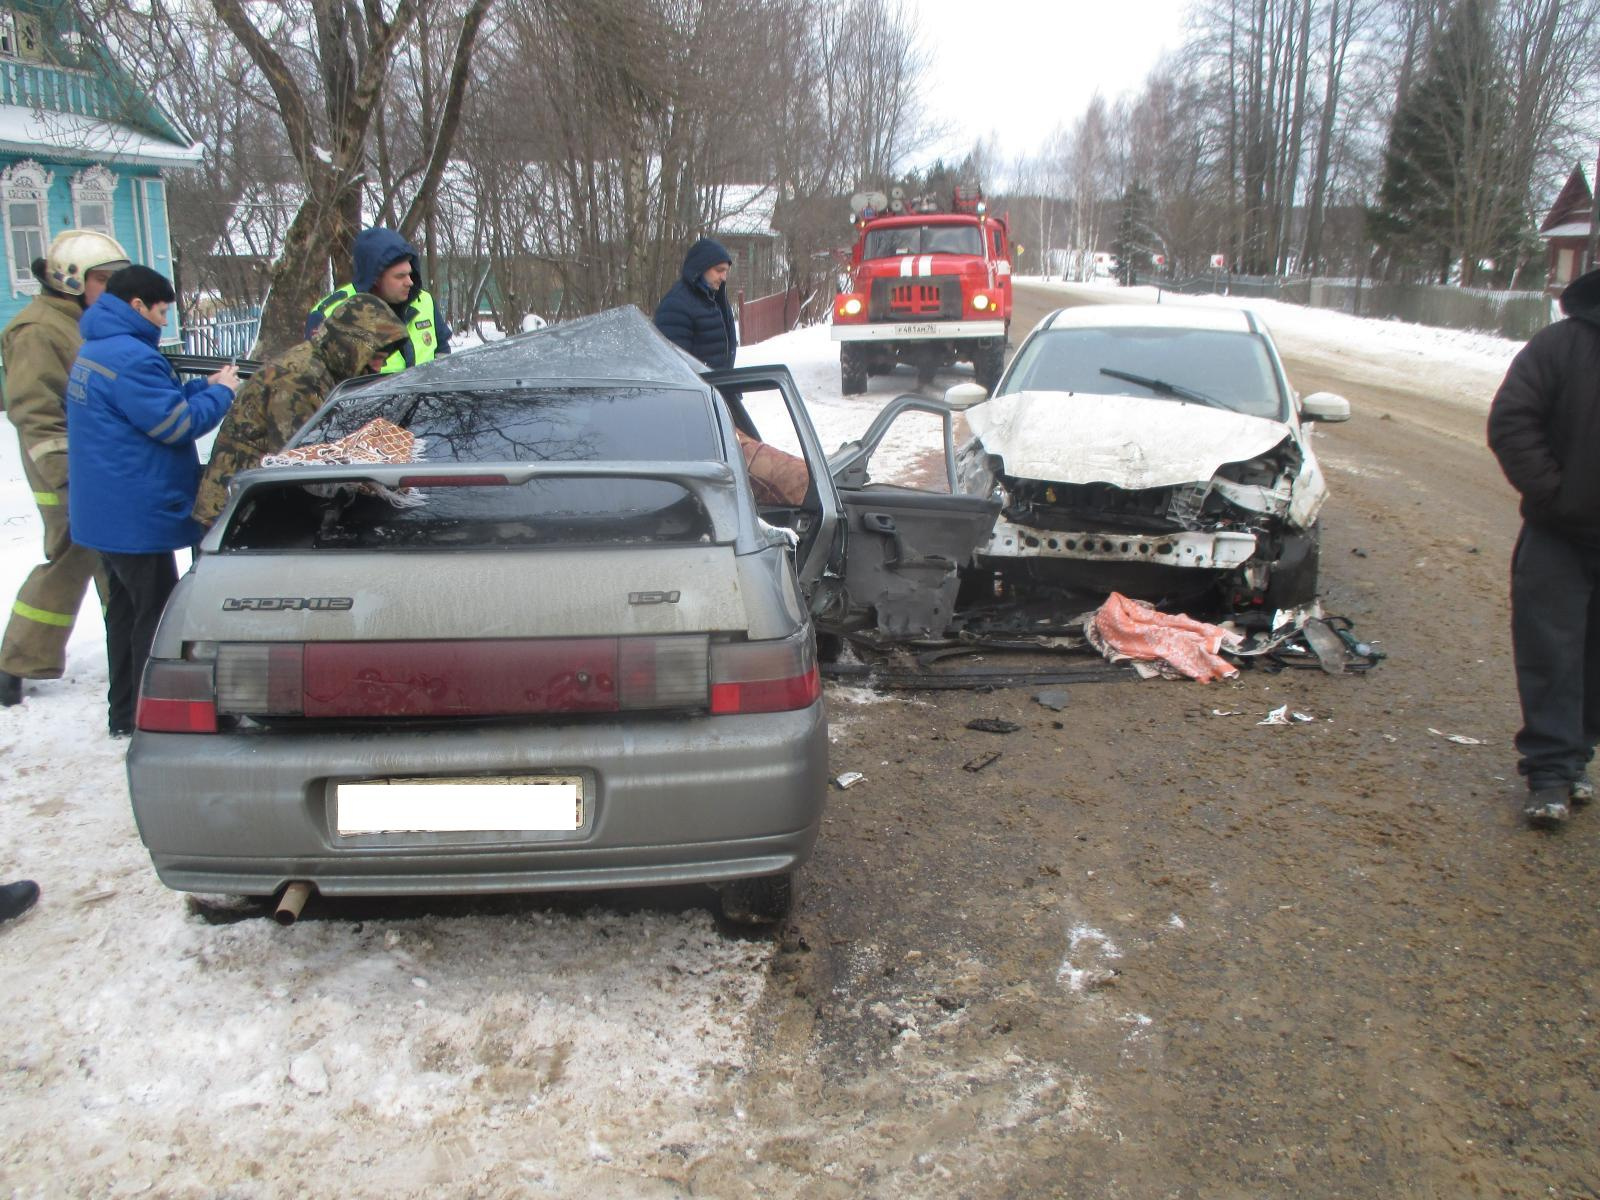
[684,283,1600,1198]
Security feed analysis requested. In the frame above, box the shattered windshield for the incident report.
[997,327,1288,420]
[863,224,984,259]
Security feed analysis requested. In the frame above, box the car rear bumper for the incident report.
[127,704,827,896]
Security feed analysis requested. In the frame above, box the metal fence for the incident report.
[1132,271,1554,341]
[181,305,263,359]
[737,287,803,345]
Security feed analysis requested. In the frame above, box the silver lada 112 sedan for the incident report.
[126,307,842,922]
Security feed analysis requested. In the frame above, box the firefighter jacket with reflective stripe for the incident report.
[308,284,447,373]
[1,292,83,493]
[66,294,235,554]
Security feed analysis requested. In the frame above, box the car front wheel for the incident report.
[1264,525,1321,609]
[841,344,867,395]
[973,338,1006,390]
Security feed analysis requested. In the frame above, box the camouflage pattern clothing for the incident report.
[194,294,407,525]
[0,291,106,680]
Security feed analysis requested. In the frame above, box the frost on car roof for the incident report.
[354,304,711,393]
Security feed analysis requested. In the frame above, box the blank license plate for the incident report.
[336,776,582,834]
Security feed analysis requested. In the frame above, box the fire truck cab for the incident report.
[830,187,1011,395]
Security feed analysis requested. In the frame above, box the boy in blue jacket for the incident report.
[66,266,237,735]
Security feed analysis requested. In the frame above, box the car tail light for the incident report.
[209,636,711,719]
[136,659,219,733]
[709,628,819,715]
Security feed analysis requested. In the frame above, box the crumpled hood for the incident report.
[966,391,1294,489]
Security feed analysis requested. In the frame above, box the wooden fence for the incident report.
[737,287,803,345]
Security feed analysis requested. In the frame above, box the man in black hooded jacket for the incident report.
[1488,266,1600,827]
[654,237,738,369]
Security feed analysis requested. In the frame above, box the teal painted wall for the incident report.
[0,152,180,350]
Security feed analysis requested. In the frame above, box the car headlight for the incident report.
[972,294,990,311]
[839,297,863,317]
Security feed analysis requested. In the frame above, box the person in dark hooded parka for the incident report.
[654,238,738,369]
[1488,265,1600,827]
[306,227,451,373]
[195,293,409,525]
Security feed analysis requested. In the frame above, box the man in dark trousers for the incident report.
[654,237,738,370]
[306,227,451,373]
[1488,266,1600,828]
[66,266,236,735]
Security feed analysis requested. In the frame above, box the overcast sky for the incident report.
[910,0,1193,170]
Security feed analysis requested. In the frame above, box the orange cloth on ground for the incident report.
[1089,591,1242,683]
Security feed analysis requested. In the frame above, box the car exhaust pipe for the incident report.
[274,881,314,925]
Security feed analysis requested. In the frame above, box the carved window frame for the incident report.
[71,165,117,237]
[2,160,53,297]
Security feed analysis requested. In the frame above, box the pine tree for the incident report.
[1369,0,1517,284]
[1111,183,1153,286]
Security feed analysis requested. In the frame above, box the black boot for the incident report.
[0,671,20,707]
[0,880,39,923]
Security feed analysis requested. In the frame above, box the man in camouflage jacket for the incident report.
[194,293,407,526]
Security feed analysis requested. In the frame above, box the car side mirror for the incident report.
[944,382,989,410]
[1300,391,1350,423]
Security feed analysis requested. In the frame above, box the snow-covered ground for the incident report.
[0,288,1529,1192]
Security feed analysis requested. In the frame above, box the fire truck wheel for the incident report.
[841,344,868,395]
[973,339,1006,390]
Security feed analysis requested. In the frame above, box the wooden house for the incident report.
[0,0,200,350]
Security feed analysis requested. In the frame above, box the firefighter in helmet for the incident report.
[0,229,131,708]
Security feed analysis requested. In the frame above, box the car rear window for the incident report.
[219,386,722,552]
[996,327,1287,419]
[298,386,718,462]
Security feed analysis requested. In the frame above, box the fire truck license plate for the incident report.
[891,323,939,336]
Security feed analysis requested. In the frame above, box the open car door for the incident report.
[702,365,844,609]
[823,395,1002,640]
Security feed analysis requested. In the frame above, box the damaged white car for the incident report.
[951,305,1350,611]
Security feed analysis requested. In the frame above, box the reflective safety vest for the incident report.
[309,285,441,374]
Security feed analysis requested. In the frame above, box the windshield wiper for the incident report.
[1099,367,1225,409]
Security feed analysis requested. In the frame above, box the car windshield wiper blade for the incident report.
[1099,367,1224,409]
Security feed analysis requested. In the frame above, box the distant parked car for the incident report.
[957,304,1350,609]
[126,307,842,922]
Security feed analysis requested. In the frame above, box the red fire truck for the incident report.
[830,186,1012,395]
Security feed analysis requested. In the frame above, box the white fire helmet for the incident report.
[45,229,131,297]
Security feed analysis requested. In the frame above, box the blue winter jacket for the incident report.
[653,238,738,369]
[66,294,235,553]
[304,227,453,363]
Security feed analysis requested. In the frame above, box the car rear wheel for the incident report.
[841,344,867,395]
[718,872,793,924]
